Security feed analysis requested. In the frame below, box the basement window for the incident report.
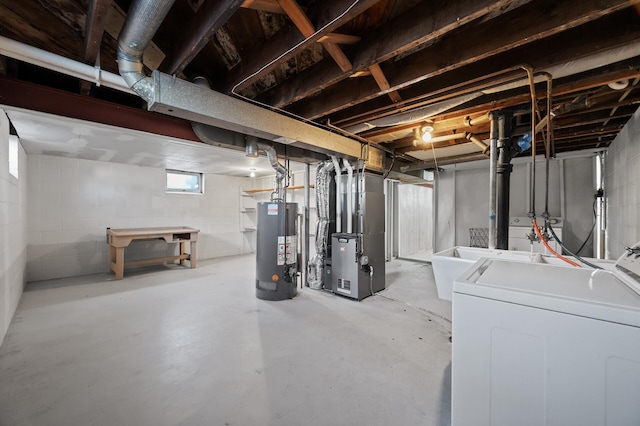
[166,169,203,194]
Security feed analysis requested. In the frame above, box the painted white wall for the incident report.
[606,106,640,258]
[0,110,28,346]
[398,183,433,257]
[434,155,595,253]
[27,155,250,281]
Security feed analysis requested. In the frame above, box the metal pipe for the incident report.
[303,163,310,288]
[344,158,354,234]
[331,156,342,233]
[496,111,514,250]
[488,111,499,249]
[522,65,537,219]
[117,0,176,102]
[541,72,553,217]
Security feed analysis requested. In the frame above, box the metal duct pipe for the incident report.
[343,158,354,233]
[117,0,175,102]
[344,92,482,134]
[488,112,499,250]
[307,160,334,289]
[331,156,342,233]
[260,141,287,200]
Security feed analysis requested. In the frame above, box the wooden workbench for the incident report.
[107,227,199,280]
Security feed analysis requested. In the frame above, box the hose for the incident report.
[547,223,602,269]
[532,218,581,267]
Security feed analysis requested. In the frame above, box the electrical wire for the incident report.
[575,198,597,256]
[532,218,581,267]
[547,223,602,269]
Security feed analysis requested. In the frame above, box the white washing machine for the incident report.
[451,242,640,426]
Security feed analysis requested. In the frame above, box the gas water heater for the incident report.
[255,201,298,300]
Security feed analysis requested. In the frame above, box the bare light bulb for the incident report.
[249,169,256,178]
[421,125,434,143]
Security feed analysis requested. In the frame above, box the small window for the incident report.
[166,169,203,193]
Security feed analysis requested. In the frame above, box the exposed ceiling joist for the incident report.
[257,0,536,109]
[162,0,243,75]
[224,0,381,93]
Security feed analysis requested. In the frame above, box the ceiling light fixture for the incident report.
[249,168,256,178]
[421,125,434,143]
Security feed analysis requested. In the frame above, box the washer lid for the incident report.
[454,258,640,327]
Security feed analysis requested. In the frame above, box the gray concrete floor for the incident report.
[0,255,452,426]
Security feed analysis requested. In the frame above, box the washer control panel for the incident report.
[617,241,640,287]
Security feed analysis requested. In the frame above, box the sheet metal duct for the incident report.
[115,0,364,160]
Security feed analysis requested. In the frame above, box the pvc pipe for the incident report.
[343,158,354,234]
[331,155,342,233]
[0,35,134,94]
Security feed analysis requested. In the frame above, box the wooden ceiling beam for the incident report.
[357,67,640,145]
[369,63,402,103]
[82,0,110,64]
[324,17,640,129]
[258,0,533,109]
[80,0,112,95]
[275,0,353,72]
[241,0,284,14]
[162,0,243,76]
[317,33,361,45]
[290,0,635,121]
[225,0,380,93]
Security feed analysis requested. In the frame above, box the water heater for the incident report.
[255,201,298,300]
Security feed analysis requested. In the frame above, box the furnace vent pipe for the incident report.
[245,138,287,200]
[117,0,175,102]
[331,156,342,233]
[343,158,354,234]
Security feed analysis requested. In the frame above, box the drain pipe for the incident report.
[331,156,342,233]
[496,110,514,250]
[343,158,354,234]
[488,111,499,250]
[117,0,175,102]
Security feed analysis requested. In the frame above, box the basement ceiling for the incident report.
[1,0,640,174]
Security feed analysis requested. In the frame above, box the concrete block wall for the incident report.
[0,111,28,346]
[606,107,640,258]
[434,156,594,253]
[27,154,249,282]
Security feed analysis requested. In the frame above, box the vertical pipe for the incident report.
[304,163,310,288]
[522,65,538,218]
[488,112,499,249]
[343,158,354,233]
[331,156,342,233]
[496,111,513,250]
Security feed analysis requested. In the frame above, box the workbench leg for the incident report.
[180,242,186,266]
[190,241,197,269]
[115,247,124,280]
